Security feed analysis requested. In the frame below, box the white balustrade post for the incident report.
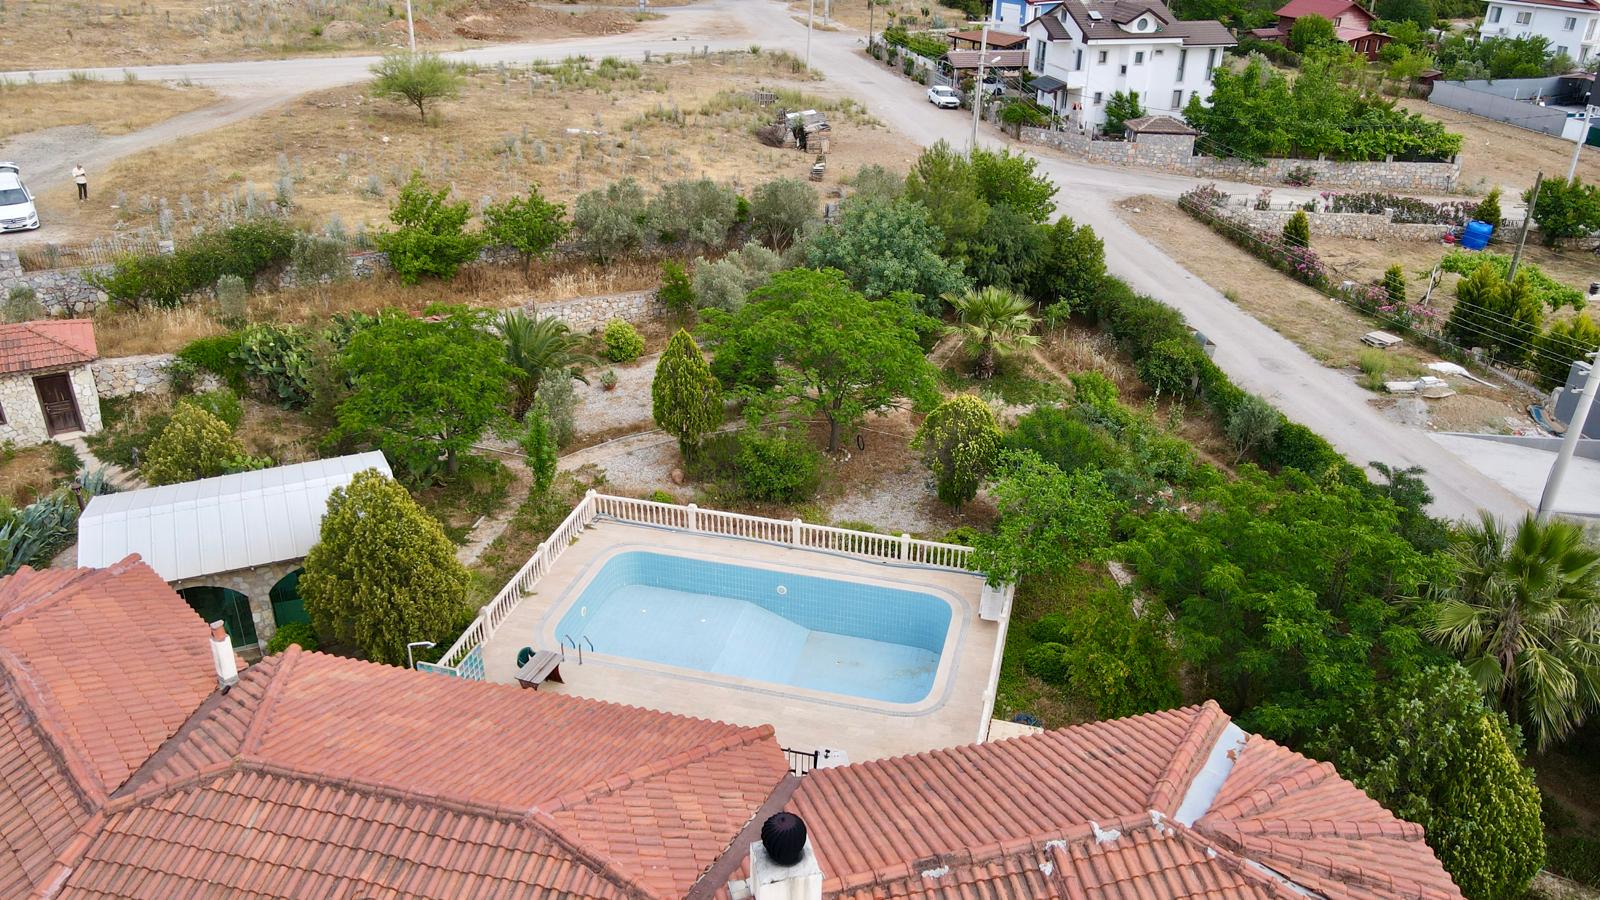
[687,503,699,532]
[791,518,802,546]
[900,532,912,560]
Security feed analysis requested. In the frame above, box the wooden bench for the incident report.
[515,651,565,690]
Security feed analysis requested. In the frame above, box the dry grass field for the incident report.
[0,79,217,140]
[1400,97,1600,197]
[0,0,658,69]
[784,0,976,34]
[41,50,909,237]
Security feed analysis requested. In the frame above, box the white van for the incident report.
[0,163,41,232]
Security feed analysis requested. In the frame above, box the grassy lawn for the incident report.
[0,442,81,507]
[0,79,218,141]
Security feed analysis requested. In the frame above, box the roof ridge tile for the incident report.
[538,723,777,814]
[1148,700,1230,814]
[236,645,302,758]
[0,644,110,808]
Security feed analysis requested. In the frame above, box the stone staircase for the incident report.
[58,434,144,492]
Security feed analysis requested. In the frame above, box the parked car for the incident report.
[927,85,961,109]
[979,74,1006,97]
[0,163,40,233]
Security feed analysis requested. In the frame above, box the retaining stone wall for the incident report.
[1232,208,1454,242]
[91,354,221,398]
[1019,127,1460,192]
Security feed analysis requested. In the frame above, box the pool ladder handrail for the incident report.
[560,634,594,664]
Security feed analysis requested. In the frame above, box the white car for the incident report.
[927,85,961,109]
[0,163,40,233]
[979,74,1006,97]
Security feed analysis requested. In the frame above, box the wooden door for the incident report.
[33,373,83,435]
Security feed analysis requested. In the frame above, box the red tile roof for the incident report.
[0,558,216,898]
[0,319,98,376]
[46,648,789,899]
[1274,0,1366,19]
[776,702,1462,899]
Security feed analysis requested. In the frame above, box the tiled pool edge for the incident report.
[533,541,975,717]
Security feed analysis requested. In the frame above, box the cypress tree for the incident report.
[1282,210,1311,249]
[652,329,723,455]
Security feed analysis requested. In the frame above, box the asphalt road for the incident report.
[0,0,1544,520]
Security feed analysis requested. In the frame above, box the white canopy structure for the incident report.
[76,452,391,581]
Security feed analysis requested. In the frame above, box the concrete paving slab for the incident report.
[1430,433,1600,518]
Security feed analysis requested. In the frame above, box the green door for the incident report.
[270,569,309,628]
[177,587,258,648]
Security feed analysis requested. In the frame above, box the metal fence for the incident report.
[16,232,166,272]
[782,747,844,775]
[418,491,981,679]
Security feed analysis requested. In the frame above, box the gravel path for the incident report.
[825,469,952,537]
[572,355,659,441]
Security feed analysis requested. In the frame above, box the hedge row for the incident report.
[88,219,297,312]
[1084,274,1363,484]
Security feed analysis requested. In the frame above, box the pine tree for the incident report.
[1491,271,1544,366]
[651,329,723,455]
[300,469,470,666]
[1282,210,1311,249]
[1445,262,1504,355]
[1382,264,1406,306]
[1472,186,1502,227]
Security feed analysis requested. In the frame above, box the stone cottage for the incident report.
[0,319,103,446]
[74,451,392,654]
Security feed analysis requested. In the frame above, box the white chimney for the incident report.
[210,620,239,689]
[747,814,822,900]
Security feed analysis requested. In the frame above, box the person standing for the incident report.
[71,164,87,202]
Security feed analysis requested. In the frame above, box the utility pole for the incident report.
[970,19,993,152]
[1537,351,1600,521]
[806,0,815,69]
[868,0,876,47]
[1509,171,1542,282]
[1569,104,1598,180]
[405,0,416,52]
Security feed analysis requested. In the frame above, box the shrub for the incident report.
[1265,420,1346,478]
[1472,186,1503,228]
[735,428,820,502]
[573,178,649,262]
[533,375,576,447]
[4,286,44,323]
[300,469,471,666]
[647,178,739,252]
[657,260,695,313]
[1136,337,1203,398]
[265,621,319,654]
[179,388,243,430]
[749,177,819,250]
[521,410,559,495]
[141,403,264,486]
[89,220,295,312]
[1068,371,1119,409]
[1383,264,1406,306]
[1026,587,1182,719]
[1022,641,1071,684]
[375,173,483,283]
[177,333,248,392]
[1005,406,1124,474]
[692,242,782,312]
[289,232,350,295]
[1282,209,1311,248]
[233,323,312,407]
[914,394,1003,509]
[601,319,645,362]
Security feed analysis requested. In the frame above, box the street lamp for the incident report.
[406,640,436,669]
[1537,350,1600,521]
[970,19,1001,151]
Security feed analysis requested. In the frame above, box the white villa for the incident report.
[1480,0,1600,65]
[1023,0,1235,131]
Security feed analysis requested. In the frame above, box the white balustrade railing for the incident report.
[422,491,979,677]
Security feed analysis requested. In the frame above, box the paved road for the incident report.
[0,0,1543,520]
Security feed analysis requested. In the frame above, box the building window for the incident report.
[1558,44,1570,56]
[1134,50,1145,64]
[1206,47,1218,76]
[1588,18,1597,37]
[1074,48,1084,69]
[1487,6,1501,22]
[1332,15,1342,25]
[1034,40,1047,71]
[1516,10,1532,24]
[1093,91,1104,104]
[1566,15,1579,29]
[1098,50,1108,63]
[1177,47,1187,80]
[1171,89,1183,109]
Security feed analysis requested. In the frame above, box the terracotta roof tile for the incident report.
[0,320,98,376]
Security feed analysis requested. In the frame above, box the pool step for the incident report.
[708,603,808,683]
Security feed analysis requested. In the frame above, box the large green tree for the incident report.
[1289,13,1337,51]
[1426,512,1600,750]
[336,311,513,479]
[902,140,988,268]
[301,469,471,666]
[482,185,569,277]
[971,450,1122,584]
[652,329,724,455]
[802,197,969,311]
[1309,666,1545,900]
[969,147,1057,223]
[749,177,820,250]
[1123,467,1446,743]
[702,268,938,452]
[375,174,483,284]
[1528,176,1600,247]
[914,394,1003,509]
[1024,215,1106,312]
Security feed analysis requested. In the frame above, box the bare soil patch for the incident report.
[0,80,218,141]
[45,52,901,239]
[0,443,72,506]
[1118,194,1529,433]
[1400,97,1600,197]
[446,0,647,40]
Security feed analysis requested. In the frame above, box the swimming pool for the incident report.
[551,550,954,704]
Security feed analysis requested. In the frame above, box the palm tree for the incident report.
[498,311,597,420]
[1427,512,1600,750]
[946,286,1039,380]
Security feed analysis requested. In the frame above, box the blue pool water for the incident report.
[553,551,952,704]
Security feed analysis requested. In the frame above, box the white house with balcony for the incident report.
[1023,0,1235,131]
[1479,0,1600,65]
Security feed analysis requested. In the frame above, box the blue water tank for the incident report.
[1461,219,1494,250]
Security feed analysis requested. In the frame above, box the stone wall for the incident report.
[91,354,221,398]
[171,559,303,653]
[1230,208,1454,242]
[523,290,664,333]
[0,365,104,446]
[1019,127,1460,192]
[0,250,109,317]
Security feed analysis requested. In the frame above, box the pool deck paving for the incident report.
[483,521,1005,763]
